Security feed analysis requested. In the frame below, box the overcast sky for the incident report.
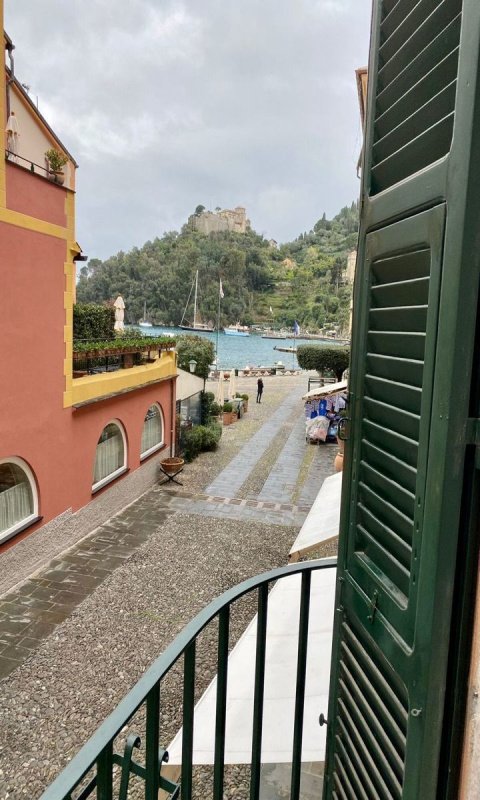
[5,1,371,259]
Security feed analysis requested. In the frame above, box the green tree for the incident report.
[297,346,350,380]
[176,335,215,380]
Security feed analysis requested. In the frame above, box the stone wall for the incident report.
[189,206,250,235]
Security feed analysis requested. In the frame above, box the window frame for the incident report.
[92,420,128,494]
[140,403,165,461]
[0,456,39,544]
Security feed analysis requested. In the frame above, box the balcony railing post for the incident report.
[181,641,196,800]
[97,742,113,800]
[250,583,268,800]
[290,570,312,800]
[213,604,230,800]
[145,683,161,800]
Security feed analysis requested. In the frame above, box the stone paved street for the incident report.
[0,374,338,798]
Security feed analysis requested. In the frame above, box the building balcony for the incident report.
[39,558,336,800]
[71,345,177,407]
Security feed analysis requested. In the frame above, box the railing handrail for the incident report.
[39,556,337,799]
[5,149,50,176]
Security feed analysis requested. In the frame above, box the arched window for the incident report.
[0,458,38,542]
[92,421,127,492]
[140,404,164,459]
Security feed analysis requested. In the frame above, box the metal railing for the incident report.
[39,557,337,800]
[5,149,51,178]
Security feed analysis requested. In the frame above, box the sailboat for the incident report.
[139,301,152,328]
[179,270,215,332]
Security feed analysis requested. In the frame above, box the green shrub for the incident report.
[223,402,233,412]
[296,345,350,381]
[183,423,222,461]
[241,393,249,400]
[210,402,223,417]
[73,303,115,341]
[201,391,217,424]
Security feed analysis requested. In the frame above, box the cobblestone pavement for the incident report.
[0,378,337,682]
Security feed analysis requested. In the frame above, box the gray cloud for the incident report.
[5,0,371,257]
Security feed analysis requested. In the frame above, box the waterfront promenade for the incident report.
[0,373,337,798]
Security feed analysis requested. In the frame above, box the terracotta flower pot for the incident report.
[223,412,233,426]
[161,457,184,475]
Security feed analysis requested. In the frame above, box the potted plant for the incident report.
[241,393,249,412]
[222,401,234,426]
[45,147,68,185]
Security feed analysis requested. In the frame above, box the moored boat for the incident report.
[223,323,250,337]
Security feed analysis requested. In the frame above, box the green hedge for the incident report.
[297,345,350,381]
[73,303,115,341]
[183,423,222,462]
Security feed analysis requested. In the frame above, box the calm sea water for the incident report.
[129,325,342,370]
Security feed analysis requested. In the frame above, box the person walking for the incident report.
[256,377,264,403]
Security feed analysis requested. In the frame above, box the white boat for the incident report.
[223,323,250,337]
[139,301,153,328]
[179,271,215,332]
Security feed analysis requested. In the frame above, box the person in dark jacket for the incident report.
[256,378,264,403]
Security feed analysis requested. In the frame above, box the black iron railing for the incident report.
[39,557,337,800]
[5,149,51,178]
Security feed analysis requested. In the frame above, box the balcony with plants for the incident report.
[71,303,177,407]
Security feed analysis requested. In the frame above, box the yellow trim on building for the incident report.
[0,205,68,238]
[71,351,177,407]
[63,190,77,407]
[1,6,7,208]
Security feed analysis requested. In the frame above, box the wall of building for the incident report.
[8,86,75,190]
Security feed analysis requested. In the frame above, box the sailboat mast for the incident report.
[193,270,198,328]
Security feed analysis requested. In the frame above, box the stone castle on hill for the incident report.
[189,206,251,235]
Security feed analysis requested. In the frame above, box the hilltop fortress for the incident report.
[189,206,251,235]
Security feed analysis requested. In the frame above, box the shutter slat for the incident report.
[366,354,424,388]
[365,375,422,415]
[371,113,454,194]
[357,526,411,600]
[380,0,441,65]
[363,420,418,469]
[369,306,428,332]
[373,80,457,166]
[341,642,407,757]
[360,461,415,520]
[362,438,416,494]
[375,45,459,137]
[367,332,426,361]
[359,482,413,547]
[371,276,430,307]
[364,397,420,441]
[378,0,461,91]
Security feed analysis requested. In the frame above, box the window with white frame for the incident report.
[92,422,127,491]
[0,458,38,542]
[140,404,164,458]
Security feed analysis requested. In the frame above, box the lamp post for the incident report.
[189,359,197,374]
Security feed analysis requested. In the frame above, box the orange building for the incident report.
[0,22,177,555]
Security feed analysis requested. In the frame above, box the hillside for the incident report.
[76,203,359,334]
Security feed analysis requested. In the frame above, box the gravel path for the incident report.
[0,372,338,799]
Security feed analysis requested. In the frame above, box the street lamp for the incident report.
[189,359,197,374]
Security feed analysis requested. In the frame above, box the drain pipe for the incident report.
[6,41,15,120]
[170,356,178,456]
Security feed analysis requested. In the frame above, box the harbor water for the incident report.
[129,325,344,370]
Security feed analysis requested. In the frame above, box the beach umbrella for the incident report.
[229,369,237,400]
[216,371,225,407]
[5,111,19,158]
[113,295,125,331]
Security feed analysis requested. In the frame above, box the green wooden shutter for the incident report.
[324,0,480,797]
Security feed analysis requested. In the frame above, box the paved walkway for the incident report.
[0,386,336,680]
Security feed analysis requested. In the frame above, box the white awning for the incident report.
[167,567,336,765]
[289,473,342,561]
[302,380,347,401]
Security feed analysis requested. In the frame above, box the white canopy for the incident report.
[302,380,347,401]
[289,473,342,561]
[216,371,225,407]
[167,567,335,765]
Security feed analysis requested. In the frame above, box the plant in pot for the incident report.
[222,401,233,426]
[241,393,249,412]
[45,148,68,185]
